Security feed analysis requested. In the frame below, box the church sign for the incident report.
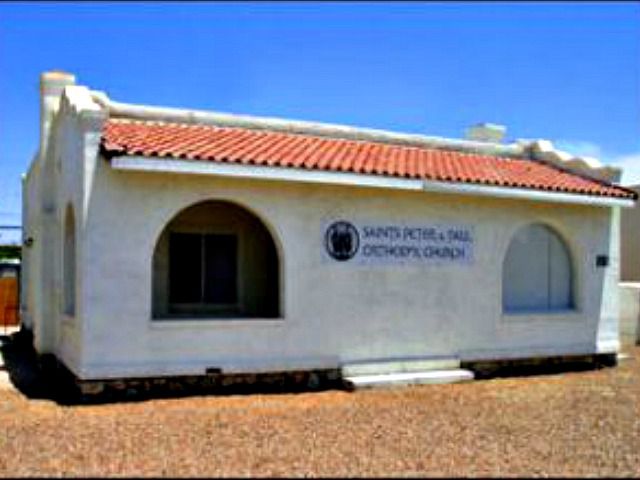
[324,220,474,265]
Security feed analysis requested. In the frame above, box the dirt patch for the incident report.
[0,335,638,476]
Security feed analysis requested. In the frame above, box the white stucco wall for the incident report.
[21,85,107,375]
[22,80,623,380]
[20,159,39,331]
[63,155,620,380]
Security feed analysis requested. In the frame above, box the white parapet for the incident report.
[90,91,529,159]
[528,139,622,184]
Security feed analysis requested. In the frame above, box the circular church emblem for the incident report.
[325,221,359,261]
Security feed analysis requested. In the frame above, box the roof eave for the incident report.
[110,155,636,208]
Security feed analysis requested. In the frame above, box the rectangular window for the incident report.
[169,233,238,308]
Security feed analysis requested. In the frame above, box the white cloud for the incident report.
[553,140,603,159]
[552,139,640,186]
[608,153,640,187]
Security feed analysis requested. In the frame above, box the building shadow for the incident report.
[0,331,80,403]
[463,353,617,380]
[2,330,620,405]
[0,330,347,406]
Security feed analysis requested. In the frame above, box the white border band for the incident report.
[111,156,635,208]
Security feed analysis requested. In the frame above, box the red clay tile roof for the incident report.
[101,119,636,200]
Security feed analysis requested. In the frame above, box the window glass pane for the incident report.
[169,233,202,303]
[548,232,573,309]
[503,225,550,311]
[204,234,238,304]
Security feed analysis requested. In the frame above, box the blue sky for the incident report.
[1,1,639,228]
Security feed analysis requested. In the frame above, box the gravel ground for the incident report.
[0,342,639,477]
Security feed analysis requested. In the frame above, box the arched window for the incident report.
[63,205,76,316]
[152,200,280,319]
[503,224,574,312]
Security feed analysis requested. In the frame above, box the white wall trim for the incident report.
[423,181,634,207]
[112,156,425,191]
[111,155,635,208]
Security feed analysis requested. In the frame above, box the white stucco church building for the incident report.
[21,70,637,388]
